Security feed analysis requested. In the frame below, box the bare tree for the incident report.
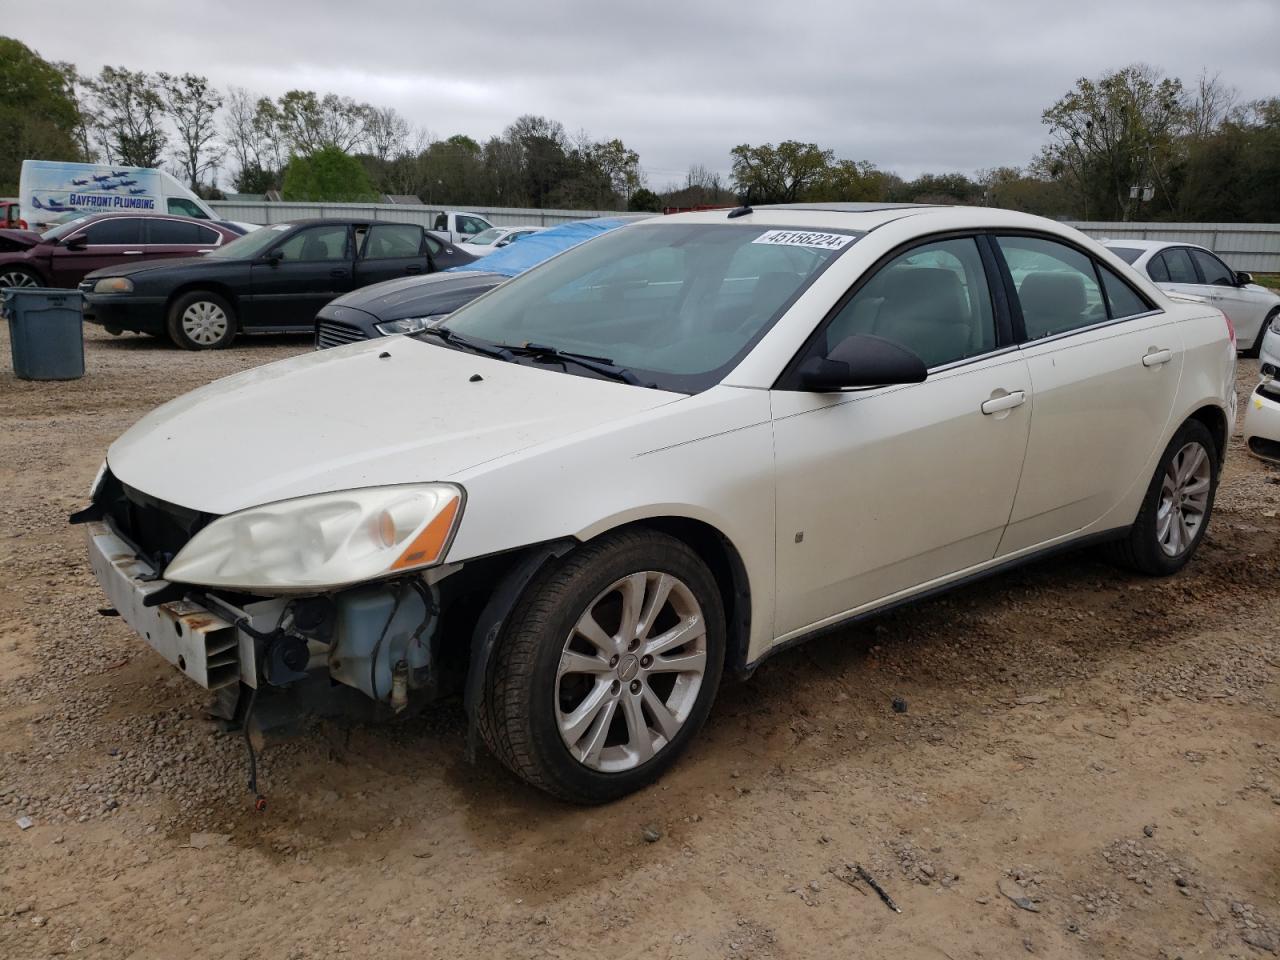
[86,66,167,167]
[363,105,410,162]
[1186,70,1238,140]
[158,72,223,188]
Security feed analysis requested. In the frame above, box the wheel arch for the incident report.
[582,514,754,679]
[1186,403,1228,469]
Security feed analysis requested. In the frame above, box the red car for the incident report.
[0,213,241,290]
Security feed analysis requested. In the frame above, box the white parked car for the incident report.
[1103,239,1280,358]
[461,226,543,255]
[1258,311,1280,378]
[1243,376,1280,465]
[78,204,1237,803]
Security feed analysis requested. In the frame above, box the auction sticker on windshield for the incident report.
[752,230,856,250]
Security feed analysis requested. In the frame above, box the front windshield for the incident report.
[467,228,503,246]
[434,222,860,393]
[204,222,293,259]
[41,216,90,241]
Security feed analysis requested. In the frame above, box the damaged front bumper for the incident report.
[84,518,444,715]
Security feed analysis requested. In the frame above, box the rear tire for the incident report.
[1107,419,1219,576]
[167,290,236,350]
[479,530,726,803]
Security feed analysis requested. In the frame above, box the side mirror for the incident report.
[1236,271,1253,285]
[263,249,283,266]
[63,236,87,251]
[798,334,928,392]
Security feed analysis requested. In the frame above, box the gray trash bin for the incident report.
[4,287,85,381]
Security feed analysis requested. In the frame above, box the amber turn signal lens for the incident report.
[390,496,460,571]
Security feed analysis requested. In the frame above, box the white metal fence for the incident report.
[1068,221,1280,273]
[208,200,622,228]
[208,202,1280,273]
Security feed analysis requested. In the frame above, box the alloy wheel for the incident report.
[0,270,37,288]
[181,300,229,346]
[556,571,708,772]
[1156,441,1211,557]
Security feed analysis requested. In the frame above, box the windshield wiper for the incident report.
[420,327,514,361]
[511,342,649,387]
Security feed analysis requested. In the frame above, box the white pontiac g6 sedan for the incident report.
[78,204,1237,803]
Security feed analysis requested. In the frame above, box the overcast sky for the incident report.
[10,0,1279,187]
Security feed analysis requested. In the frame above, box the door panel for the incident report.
[771,352,1033,637]
[770,234,1028,639]
[246,225,354,328]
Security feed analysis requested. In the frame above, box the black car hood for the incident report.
[84,256,223,280]
[323,270,504,321]
[0,229,40,252]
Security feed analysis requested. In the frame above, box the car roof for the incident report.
[651,203,1072,234]
[1100,238,1203,252]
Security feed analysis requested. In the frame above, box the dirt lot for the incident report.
[1,326,1277,960]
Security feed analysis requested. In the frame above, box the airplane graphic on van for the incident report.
[116,179,138,187]
[128,187,147,195]
[91,174,114,183]
[71,178,89,186]
[110,170,130,177]
[32,196,76,213]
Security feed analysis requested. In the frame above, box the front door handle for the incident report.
[329,269,348,279]
[405,265,423,274]
[1142,349,1173,367]
[980,390,1026,415]
[122,250,144,255]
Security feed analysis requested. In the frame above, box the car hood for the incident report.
[108,336,682,515]
[322,271,504,322]
[0,229,40,251]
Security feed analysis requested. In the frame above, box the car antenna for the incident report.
[727,187,753,219]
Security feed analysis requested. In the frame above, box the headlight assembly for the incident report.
[164,483,463,592]
[93,277,134,294]
[1270,312,1280,335]
[375,315,445,336]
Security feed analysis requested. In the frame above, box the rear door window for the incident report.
[1097,264,1153,319]
[362,224,423,259]
[996,235,1107,340]
[1160,248,1198,284]
[79,218,144,245]
[145,219,220,245]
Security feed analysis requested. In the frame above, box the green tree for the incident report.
[0,37,84,191]
[729,141,832,203]
[281,145,379,201]
[1039,64,1185,220]
[628,187,662,212]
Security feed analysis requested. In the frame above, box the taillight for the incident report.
[16,219,26,230]
[1223,310,1236,347]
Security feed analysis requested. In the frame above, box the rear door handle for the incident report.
[122,250,144,255]
[329,269,348,279]
[1142,349,1173,367]
[980,391,1026,415]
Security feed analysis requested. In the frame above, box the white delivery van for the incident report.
[19,160,219,231]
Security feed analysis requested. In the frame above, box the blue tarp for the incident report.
[446,217,633,278]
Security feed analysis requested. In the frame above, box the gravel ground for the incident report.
[0,325,1277,960]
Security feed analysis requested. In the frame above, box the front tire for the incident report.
[1108,419,1219,576]
[0,266,42,289]
[480,530,726,803]
[167,290,236,350]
